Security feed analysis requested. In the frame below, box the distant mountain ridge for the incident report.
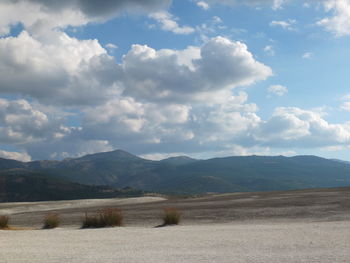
[1,150,350,195]
[160,156,198,166]
[0,168,142,202]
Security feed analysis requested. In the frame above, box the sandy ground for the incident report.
[2,187,350,262]
[3,187,350,228]
[0,196,166,215]
[1,221,350,263]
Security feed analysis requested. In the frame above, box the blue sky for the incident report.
[1,0,350,161]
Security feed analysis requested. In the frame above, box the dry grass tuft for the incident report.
[43,213,60,229]
[82,208,123,228]
[0,215,9,229]
[163,207,181,225]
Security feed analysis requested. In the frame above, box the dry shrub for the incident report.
[43,213,60,229]
[82,212,99,228]
[0,215,9,229]
[82,208,123,228]
[163,207,181,225]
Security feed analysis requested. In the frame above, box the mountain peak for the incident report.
[160,156,198,166]
[78,149,143,161]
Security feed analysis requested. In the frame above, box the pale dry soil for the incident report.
[0,221,350,263]
[1,187,350,262]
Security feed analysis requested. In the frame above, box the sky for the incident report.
[1,0,350,161]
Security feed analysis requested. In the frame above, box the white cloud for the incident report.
[0,0,171,36]
[0,30,123,106]
[339,94,350,111]
[317,0,350,37]
[0,1,270,107]
[0,149,31,162]
[302,52,313,59]
[0,22,274,160]
[255,107,350,148]
[272,0,286,10]
[341,93,350,100]
[197,1,210,10]
[4,95,350,161]
[0,98,70,145]
[196,16,227,42]
[81,96,193,142]
[212,16,223,24]
[29,138,114,161]
[270,19,297,30]
[340,102,350,111]
[74,91,262,158]
[0,1,87,36]
[203,0,288,9]
[4,0,350,161]
[106,43,118,49]
[149,11,195,34]
[0,28,274,160]
[0,34,268,106]
[264,45,275,56]
[122,36,272,103]
[140,152,189,160]
[268,85,288,96]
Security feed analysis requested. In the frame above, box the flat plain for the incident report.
[1,187,350,262]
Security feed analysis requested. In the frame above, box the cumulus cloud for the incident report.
[0,26,275,160]
[0,1,86,36]
[303,2,311,8]
[270,19,297,30]
[105,43,118,49]
[0,90,253,160]
[0,30,123,105]
[0,149,31,162]
[196,16,227,42]
[202,0,288,9]
[317,0,350,37]
[302,52,313,59]
[0,15,275,160]
[340,102,350,111]
[271,0,287,9]
[255,107,350,148]
[195,97,260,141]
[339,94,350,111]
[73,91,261,157]
[0,32,271,106]
[197,1,210,10]
[28,0,171,18]
[122,36,272,103]
[0,98,70,145]
[340,93,350,100]
[81,96,193,145]
[149,11,195,34]
[268,85,288,96]
[264,45,275,56]
[7,96,350,161]
[0,0,171,35]
[4,0,350,161]
[29,139,114,161]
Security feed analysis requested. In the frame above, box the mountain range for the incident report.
[0,169,142,202]
[2,150,350,198]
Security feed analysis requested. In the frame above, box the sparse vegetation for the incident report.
[163,207,181,225]
[82,208,123,228]
[0,215,9,229]
[43,213,60,229]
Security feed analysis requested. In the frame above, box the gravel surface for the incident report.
[3,187,350,228]
[1,221,350,263]
[0,196,166,215]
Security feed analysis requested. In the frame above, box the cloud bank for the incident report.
[1,0,350,161]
